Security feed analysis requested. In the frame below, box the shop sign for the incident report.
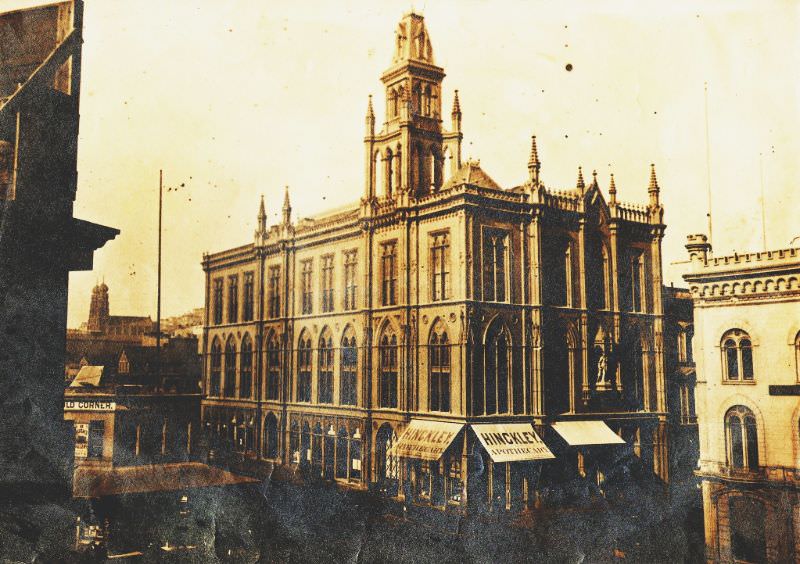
[388,420,463,461]
[473,423,555,462]
[64,400,116,412]
[74,423,88,458]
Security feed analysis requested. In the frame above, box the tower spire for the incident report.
[648,163,660,206]
[451,89,462,132]
[608,173,617,205]
[527,135,540,184]
[282,186,292,225]
[256,194,267,234]
[365,94,375,136]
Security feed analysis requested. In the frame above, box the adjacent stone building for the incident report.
[201,13,677,511]
[683,235,800,563]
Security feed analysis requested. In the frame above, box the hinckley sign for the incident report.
[388,420,463,461]
[64,400,116,412]
[473,423,555,462]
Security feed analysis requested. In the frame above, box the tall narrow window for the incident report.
[381,242,398,306]
[630,252,645,312]
[564,246,573,307]
[385,150,394,197]
[482,231,508,302]
[268,266,280,318]
[795,332,800,382]
[239,337,253,399]
[343,251,358,310]
[726,405,759,470]
[88,421,105,459]
[480,323,511,415]
[429,325,451,412]
[209,340,221,396]
[379,332,399,408]
[297,334,312,402]
[213,278,223,325]
[340,330,358,406]
[601,246,610,309]
[224,339,236,397]
[301,260,313,315]
[721,330,755,382]
[318,332,333,404]
[321,255,335,313]
[266,335,280,401]
[227,275,239,323]
[430,232,450,301]
[243,272,254,322]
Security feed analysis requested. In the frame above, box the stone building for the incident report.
[201,13,675,511]
[0,0,117,491]
[80,282,155,338]
[683,236,800,563]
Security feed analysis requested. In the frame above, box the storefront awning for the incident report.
[387,420,463,461]
[472,423,555,462]
[551,421,626,446]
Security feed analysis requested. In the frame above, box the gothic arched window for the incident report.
[726,405,759,470]
[297,332,312,402]
[240,335,253,399]
[266,333,280,401]
[721,329,754,381]
[209,339,221,397]
[379,330,399,409]
[318,330,334,404]
[340,328,358,406]
[479,323,512,415]
[429,324,451,413]
[224,338,236,397]
[794,331,800,381]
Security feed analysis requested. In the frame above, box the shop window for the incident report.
[87,421,104,459]
[264,413,278,459]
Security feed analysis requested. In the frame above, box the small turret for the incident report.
[648,163,660,206]
[576,166,585,193]
[282,186,292,225]
[451,89,462,132]
[365,94,375,136]
[527,135,540,184]
[608,173,617,206]
[255,194,267,238]
[686,233,711,264]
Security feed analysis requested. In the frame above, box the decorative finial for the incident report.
[528,135,541,184]
[367,94,374,119]
[576,166,585,191]
[452,90,461,115]
[608,173,617,205]
[257,194,267,234]
[591,169,598,188]
[648,163,660,206]
[282,186,292,225]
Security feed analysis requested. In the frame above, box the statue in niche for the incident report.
[595,346,609,388]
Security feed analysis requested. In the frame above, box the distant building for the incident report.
[683,235,800,563]
[80,282,155,339]
[0,0,118,490]
[199,13,688,513]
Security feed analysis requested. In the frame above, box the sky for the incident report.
[4,0,798,328]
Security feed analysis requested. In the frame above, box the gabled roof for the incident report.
[442,160,502,191]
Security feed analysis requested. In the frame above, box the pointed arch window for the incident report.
[297,334,312,402]
[482,230,508,302]
[240,336,253,399]
[795,331,800,382]
[209,340,221,396]
[385,149,394,197]
[725,405,759,470]
[379,331,399,409]
[340,330,358,406]
[318,332,334,404]
[224,339,237,397]
[630,251,645,312]
[390,89,399,118]
[430,231,450,301]
[477,323,513,415]
[721,329,754,382]
[266,334,280,401]
[601,246,610,309]
[429,325,451,413]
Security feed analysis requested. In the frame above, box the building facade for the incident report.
[0,0,118,491]
[201,13,674,511]
[683,235,800,563]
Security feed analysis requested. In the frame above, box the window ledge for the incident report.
[722,379,757,385]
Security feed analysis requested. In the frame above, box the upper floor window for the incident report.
[429,324,451,413]
[340,329,358,406]
[318,331,334,404]
[301,260,313,315]
[224,339,237,397]
[213,279,223,325]
[268,266,280,318]
[600,246,610,309]
[343,250,358,311]
[630,252,645,312]
[297,333,312,402]
[482,230,508,302]
[722,329,754,382]
[726,405,759,470]
[209,340,221,396]
[430,232,450,301]
[266,334,280,401]
[243,272,254,322]
[379,331,399,408]
[381,242,398,306]
[118,351,129,375]
[564,245,574,307]
[678,325,693,363]
[321,255,335,313]
[240,336,253,399]
[227,275,239,323]
[795,331,800,382]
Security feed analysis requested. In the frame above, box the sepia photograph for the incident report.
[0,1,798,562]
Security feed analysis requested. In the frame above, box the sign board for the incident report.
[64,400,116,412]
[74,423,88,458]
[388,420,463,461]
[769,385,800,396]
[472,423,555,462]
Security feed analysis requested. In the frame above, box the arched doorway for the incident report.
[375,423,399,495]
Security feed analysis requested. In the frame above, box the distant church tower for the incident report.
[87,282,109,332]
[364,13,462,201]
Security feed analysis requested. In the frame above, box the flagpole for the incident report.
[156,169,162,387]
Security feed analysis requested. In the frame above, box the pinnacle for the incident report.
[528,135,539,166]
[609,173,617,203]
[649,163,659,192]
[452,89,461,115]
[576,166,585,190]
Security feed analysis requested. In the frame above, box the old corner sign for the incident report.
[64,399,116,412]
